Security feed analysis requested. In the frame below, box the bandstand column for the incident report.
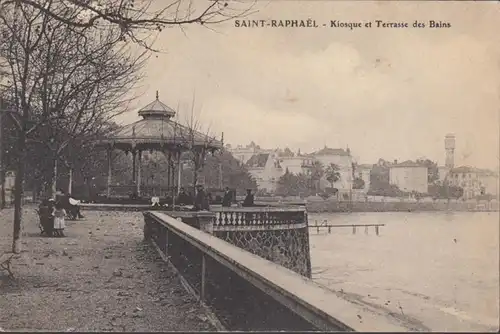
[137,151,142,196]
[170,161,176,193]
[177,152,182,194]
[132,151,136,183]
[166,152,171,193]
[107,148,112,197]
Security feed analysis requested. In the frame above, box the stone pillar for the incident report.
[137,151,142,197]
[107,148,112,197]
[195,211,215,234]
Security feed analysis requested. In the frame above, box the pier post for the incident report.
[364,226,368,235]
[375,225,380,236]
[317,226,320,233]
[352,226,356,234]
[328,226,331,234]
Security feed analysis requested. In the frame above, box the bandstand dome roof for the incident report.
[95,93,223,152]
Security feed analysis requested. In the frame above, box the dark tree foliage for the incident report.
[275,169,312,197]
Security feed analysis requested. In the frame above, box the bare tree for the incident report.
[178,93,221,197]
[0,2,146,253]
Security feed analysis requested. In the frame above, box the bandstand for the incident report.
[95,92,223,199]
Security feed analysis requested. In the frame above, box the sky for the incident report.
[117,0,500,170]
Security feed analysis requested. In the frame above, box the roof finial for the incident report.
[156,90,159,100]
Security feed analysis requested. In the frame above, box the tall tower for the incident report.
[445,134,456,169]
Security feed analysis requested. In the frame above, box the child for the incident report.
[53,201,66,237]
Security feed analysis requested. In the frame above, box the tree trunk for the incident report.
[0,170,5,210]
[193,167,198,199]
[50,158,57,198]
[68,167,72,194]
[12,130,26,254]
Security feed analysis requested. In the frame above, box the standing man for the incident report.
[176,187,191,205]
[193,184,210,211]
[222,187,232,207]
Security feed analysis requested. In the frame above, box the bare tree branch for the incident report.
[0,0,258,49]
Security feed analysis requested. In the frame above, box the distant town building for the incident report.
[244,151,282,193]
[444,134,455,169]
[310,146,353,193]
[437,166,450,183]
[355,164,372,191]
[236,143,354,194]
[279,151,314,176]
[226,142,272,165]
[448,166,499,200]
[437,134,455,184]
[389,160,429,194]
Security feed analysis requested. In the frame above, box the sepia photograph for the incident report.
[0,0,498,332]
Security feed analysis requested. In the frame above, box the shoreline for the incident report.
[305,201,499,213]
[250,199,500,213]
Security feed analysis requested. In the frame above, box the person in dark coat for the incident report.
[38,198,55,236]
[222,187,232,207]
[193,185,210,211]
[176,187,192,205]
[242,189,254,207]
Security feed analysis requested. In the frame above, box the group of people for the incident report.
[172,185,255,210]
[38,191,84,237]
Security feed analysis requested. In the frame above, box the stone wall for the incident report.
[211,208,312,278]
[214,226,312,278]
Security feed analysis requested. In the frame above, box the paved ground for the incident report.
[0,207,214,332]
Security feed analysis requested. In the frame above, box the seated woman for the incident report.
[38,198,55,236]
[151,196,161,207]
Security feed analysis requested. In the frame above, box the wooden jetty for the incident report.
[309,221,385,235]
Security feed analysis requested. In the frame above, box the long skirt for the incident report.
[54,217,65,230]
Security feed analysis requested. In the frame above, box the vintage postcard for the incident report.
[0,0,498,332]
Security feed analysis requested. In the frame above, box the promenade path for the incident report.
[0,207,214,332]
